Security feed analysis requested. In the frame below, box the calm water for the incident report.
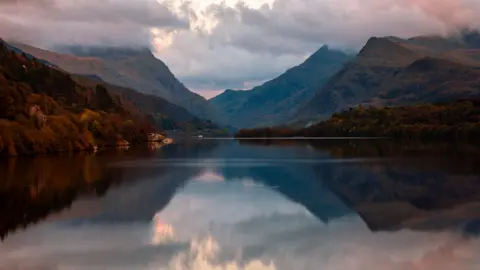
[1,139,480,270]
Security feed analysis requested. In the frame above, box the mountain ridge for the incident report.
[2,39,226,133]
[210,45,353,128]
[8,42,224,124]
[298,32,480,121]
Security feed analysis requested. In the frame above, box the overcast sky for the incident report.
[1,0,480,98]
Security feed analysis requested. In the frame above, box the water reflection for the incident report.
[0,140,220,239]
[0,139,480,269]
[0,153,132,240]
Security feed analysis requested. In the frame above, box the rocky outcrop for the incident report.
[148,132,166,142]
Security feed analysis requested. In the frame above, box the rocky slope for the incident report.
[9,43,223,123]
[298,31,480,121]
[0,39,227,156]
[210,46,352,128]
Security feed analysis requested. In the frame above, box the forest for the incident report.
[0,40,158,156]
[236,99,480,141]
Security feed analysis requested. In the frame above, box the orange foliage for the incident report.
[0,40,156,156]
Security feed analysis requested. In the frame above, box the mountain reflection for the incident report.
[2,139,480,270]
[237,139,480,234]
[2,138,480,242]
[0,140,219,240]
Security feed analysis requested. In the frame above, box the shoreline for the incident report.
[0,137,174,158]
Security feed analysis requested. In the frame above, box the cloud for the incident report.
[151,0,480,92]
[400,0,475,29]
[0,0,189,47]
[0,0,54,6]
[2,0,480,94]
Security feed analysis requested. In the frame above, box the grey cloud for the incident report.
[40,1,188,27]
[0,17,155,48]
[0,0,55,6]
[0,0,189,47]
[155,0,480,92]
[3,0,480,93]
[0,18,41,44]
[203,0,450,53]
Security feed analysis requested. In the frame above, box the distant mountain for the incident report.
[8,43,223,124]
[210,46,353,128]
[1,39,225,133]
[298,31,480,120]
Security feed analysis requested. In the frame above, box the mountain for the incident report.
[7,41,224,131]
[1,38,56,67]
[210,46,353,128]
[0,39,157,155]
[298,31,480,120]
[8,43,223,123]
[71,75,205,130]
[0,39,228,155]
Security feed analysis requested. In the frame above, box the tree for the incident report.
[95,84,115,110]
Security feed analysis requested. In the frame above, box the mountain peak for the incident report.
[357,36,421,65]
[303,44,351,65]
[317,44,330,52]
[310,45,331,56]
[358,37,395,55]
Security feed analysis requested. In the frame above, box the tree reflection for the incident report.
[0,140,221,240]
[236,139,480,233]
[0,149,156,240]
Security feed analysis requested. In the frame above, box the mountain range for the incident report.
[9,43,223,124]
[211,29,480,128]
[0,39,226,136]
[3,29,480,132]
[210,46,353,128]
[298,31,480,120]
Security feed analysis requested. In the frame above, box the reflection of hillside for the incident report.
[239,138,480,156]
[0,141,220,240]
[208,141,353,223]
[239,139,480,174]
[311,162,480,231]
[0,153,131,240]
[221,165,352,223]
[57,163,202,224]
[237,139,480,233]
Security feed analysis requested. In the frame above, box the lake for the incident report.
[1,139,480,270]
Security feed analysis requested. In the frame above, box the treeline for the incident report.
[0,40,156,156]
[236,99,480,141]
[74,75,227,133]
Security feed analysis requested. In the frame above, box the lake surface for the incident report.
[1,139,480,270]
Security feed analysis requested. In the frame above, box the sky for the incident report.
[1,0,480,98]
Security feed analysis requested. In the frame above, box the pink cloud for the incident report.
[400,0,474,30]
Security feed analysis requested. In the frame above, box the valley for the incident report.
[2,30,480,155]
